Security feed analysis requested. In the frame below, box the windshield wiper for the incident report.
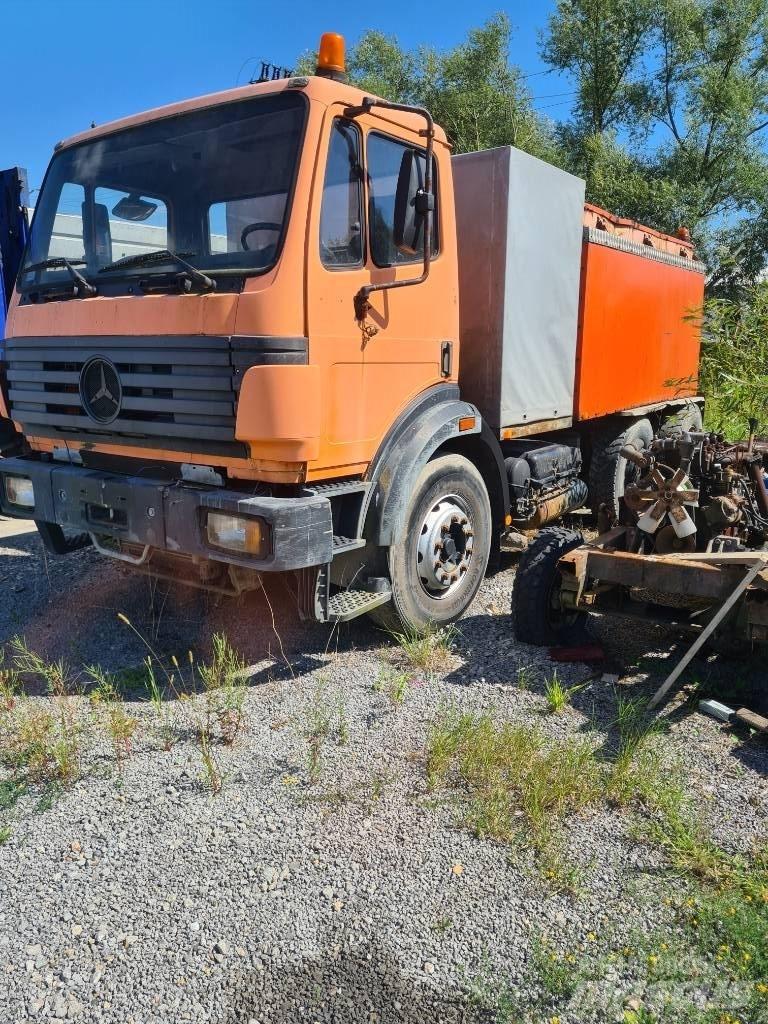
[24,257,96,298]
[98,249,215,291]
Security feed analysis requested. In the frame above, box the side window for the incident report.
[367,133,438,267]
[319,119,363,267]
[94,186,168,264]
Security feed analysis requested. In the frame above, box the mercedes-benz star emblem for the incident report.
[79,357,122,425]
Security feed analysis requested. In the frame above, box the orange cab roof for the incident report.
[56,75,449,152]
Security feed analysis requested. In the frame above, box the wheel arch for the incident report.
[361,385,509,546]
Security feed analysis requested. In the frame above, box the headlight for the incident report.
[206,512,269,556]
[4,475,35,510]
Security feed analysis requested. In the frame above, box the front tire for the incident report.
[370,454,492,631]
[512,527,586,645]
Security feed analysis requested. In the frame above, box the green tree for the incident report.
[298,16,557,160]
[541,0,657,135]
[694,284,768,433]
[543,0,768,292]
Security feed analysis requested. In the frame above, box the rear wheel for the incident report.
[368,454,492,631]
[588,417,653,521]
[659,403,703,438]
[512,527,586,645]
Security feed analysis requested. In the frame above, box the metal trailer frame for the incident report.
[556,530,768,708]
[557,528,768,639]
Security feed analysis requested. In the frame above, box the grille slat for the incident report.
[6,334,309,457]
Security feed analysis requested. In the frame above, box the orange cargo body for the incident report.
[575,204,705,421]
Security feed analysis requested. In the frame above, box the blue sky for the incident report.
[0,0,565,193]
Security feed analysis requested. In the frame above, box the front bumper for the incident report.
[0,458,333,572]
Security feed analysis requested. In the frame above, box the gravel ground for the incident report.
[0,522,766,1024]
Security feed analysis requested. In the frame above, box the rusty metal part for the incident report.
[748,459,768,518]
[703,494,742,526]
[653,525,696,555]
[558,544,767,603]
[499,415,574,440]
[619,444,650,470]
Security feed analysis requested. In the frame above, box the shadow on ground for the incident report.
[220,934,487,1024]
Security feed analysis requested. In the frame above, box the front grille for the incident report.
[4,335,308,457]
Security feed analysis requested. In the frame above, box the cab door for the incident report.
[306,104,456,479]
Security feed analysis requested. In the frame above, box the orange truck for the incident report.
[0,33,705,630]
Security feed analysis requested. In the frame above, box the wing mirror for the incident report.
[393,148,434,256]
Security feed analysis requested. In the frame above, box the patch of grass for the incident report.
[0,824,11,844]
[430,916,453,934]
[0,778,27,811]
[87,667,138,771]
[300,677,348,786]
[532,935,588,1002]
[0,655,20,712]
[426,703,699,891]
[145,659,176,751]
[516,663,536,690]
[1,700,81,785]
[198,728,223,795]
[197,633,248,745]
[427,707,602,886]
[9,636,72,697]
[543,670,579,713]
[388,622,458,675]
[374,665,415,706]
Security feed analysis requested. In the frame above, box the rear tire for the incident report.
[512,527,586,645]
[659,403,703,438]
[368,454,492,632]
[588,417,653,521]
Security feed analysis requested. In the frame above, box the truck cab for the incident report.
[0,39,505,628]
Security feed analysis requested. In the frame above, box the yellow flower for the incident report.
[648,954,658,966]
[550,1018,561,1024]
[587,932,597,942]
[756,982,768,994]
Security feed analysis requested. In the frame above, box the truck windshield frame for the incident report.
[18,91,308,295]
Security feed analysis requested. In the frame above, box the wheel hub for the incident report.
[416,495,474,598]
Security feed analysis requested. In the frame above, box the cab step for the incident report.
[302,479,370,498]
[327,586,392,622]
[332,534,367,554]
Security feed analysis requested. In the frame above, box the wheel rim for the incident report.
[416,493,474,600]
[547,571,580,629]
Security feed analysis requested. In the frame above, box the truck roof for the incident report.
[55,75,450,152]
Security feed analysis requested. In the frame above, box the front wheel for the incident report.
[369,454,492,631]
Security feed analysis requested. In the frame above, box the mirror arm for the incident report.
[345,97,434,322]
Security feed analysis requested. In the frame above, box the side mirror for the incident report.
[393,149,433,256]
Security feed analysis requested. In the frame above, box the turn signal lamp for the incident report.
[316,32,346,79]
[4,475,35,510]
[206,512,269,557]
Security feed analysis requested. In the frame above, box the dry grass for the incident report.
[388,622,458,675]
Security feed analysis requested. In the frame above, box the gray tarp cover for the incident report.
[453,146,585,431]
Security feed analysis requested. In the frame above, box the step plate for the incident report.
[328,588,392,622]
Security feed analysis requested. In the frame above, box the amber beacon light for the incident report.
[316,32,346,79]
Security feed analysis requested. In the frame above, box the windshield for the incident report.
[20,91,307,292]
